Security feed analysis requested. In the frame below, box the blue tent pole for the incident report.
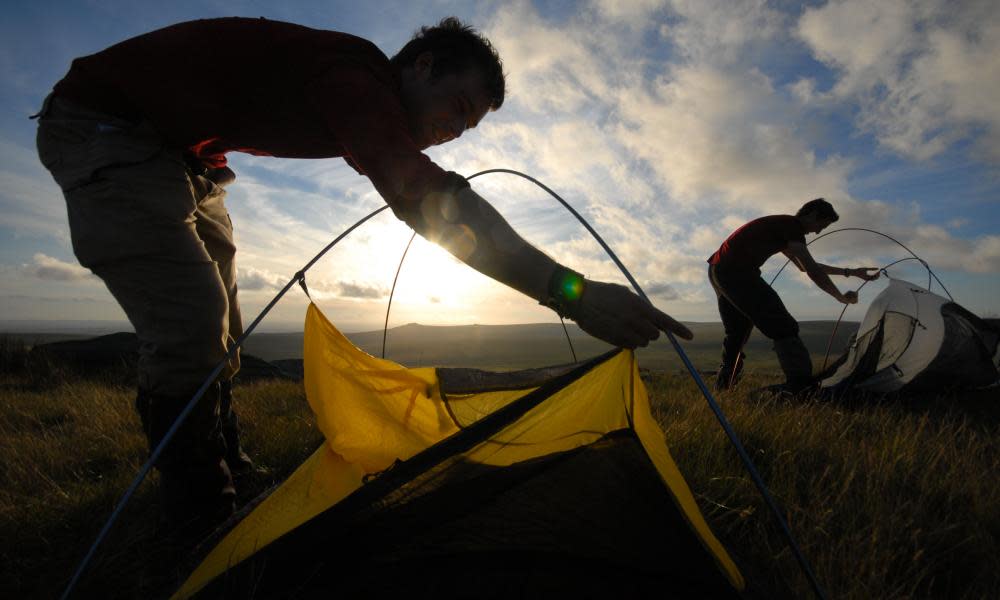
[60,206,389,599]
[468,168,828,600]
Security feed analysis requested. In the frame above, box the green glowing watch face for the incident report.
[558,272,584,301]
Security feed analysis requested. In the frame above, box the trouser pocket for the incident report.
[36,96,169,192]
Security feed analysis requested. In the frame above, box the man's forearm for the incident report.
[392,185,694,347]
[817,263,857,277]
[817,263,844,276]
[807,268,846,302]
[412,186,558,303]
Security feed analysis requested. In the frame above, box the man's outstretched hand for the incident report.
[572,280,693,349]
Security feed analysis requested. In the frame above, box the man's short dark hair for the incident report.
[390,17,505,110]
[796,198,839,222]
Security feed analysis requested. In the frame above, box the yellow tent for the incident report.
[174,303,745,598]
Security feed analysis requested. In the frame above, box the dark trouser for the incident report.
[708,264,813,386]
[36,94,243,527]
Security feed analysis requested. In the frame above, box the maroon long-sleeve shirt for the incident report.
[52,17,459,212]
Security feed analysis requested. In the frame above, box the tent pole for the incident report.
[61,206,389,599]
[467,168,828,600]
[383,232,417,358]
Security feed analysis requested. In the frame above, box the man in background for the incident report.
[36,16,693,539]
[707,199,878,394]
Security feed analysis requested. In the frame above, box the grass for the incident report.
[645,371,1000,599]
[0,343,997,599]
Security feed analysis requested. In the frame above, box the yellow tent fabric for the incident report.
[175,303,744,597]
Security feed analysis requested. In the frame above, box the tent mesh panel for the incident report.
[194,430,739,599]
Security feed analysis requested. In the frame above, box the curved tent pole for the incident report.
[817,256,927,373]
[61,205,390,600]
[382,232,417,358]
[382,233,579,362]
[70,171,856,600]
[765,226,952,375]
[379,172,579,363]
[464,168,827,600]
[768,227,953,300]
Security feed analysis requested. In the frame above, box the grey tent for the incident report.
[821,277,999,393]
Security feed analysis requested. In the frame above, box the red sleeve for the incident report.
[305,60,459,215]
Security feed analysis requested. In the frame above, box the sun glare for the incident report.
[390,236,486,306]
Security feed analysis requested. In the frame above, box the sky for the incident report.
[1,0,998,333]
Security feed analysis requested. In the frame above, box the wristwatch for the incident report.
[541,266,586,319]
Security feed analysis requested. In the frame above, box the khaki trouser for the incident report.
[35,95,242,397]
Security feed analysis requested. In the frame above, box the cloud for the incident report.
[238,266,286,291]
[644,282,680,300]
[662,0,788,65]
[592,0,666,28]
[797,0,1000,162]
[338,280,387,300]
[615,64,854,211]
[487,1,614,114]
[472,0,1000,313]
[22,253,92,281]
[908,229,1000,274]
[0,140,71,241]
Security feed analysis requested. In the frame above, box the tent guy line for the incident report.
[62,169,827,600]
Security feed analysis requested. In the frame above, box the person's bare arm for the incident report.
[394,186,692,348]
[782,242,858,304]
[810,261,880,281]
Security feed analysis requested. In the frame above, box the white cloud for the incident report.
[237,266,286,291]
[592,0,666,28]
[487,0,614,114]
[797,0,1000,162]
[337,280,387,300]
[22,253,92,282]
[663,0,787,65]
[3,3,995,328]
[644,282,680,300]
[0,140,71,241]
[614,65,852,211]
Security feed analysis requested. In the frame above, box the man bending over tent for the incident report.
[707,199,878,394]
[34,17,693,540]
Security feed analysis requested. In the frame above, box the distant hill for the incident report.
[6,320,865,374]
[242,320,862,372]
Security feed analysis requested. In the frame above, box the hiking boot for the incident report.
[135,385,236,542]
[160,458,236,545]
[783,376,819,396]
[754,377,819,401]
[773,336,813,382]
[219,380,264,476]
